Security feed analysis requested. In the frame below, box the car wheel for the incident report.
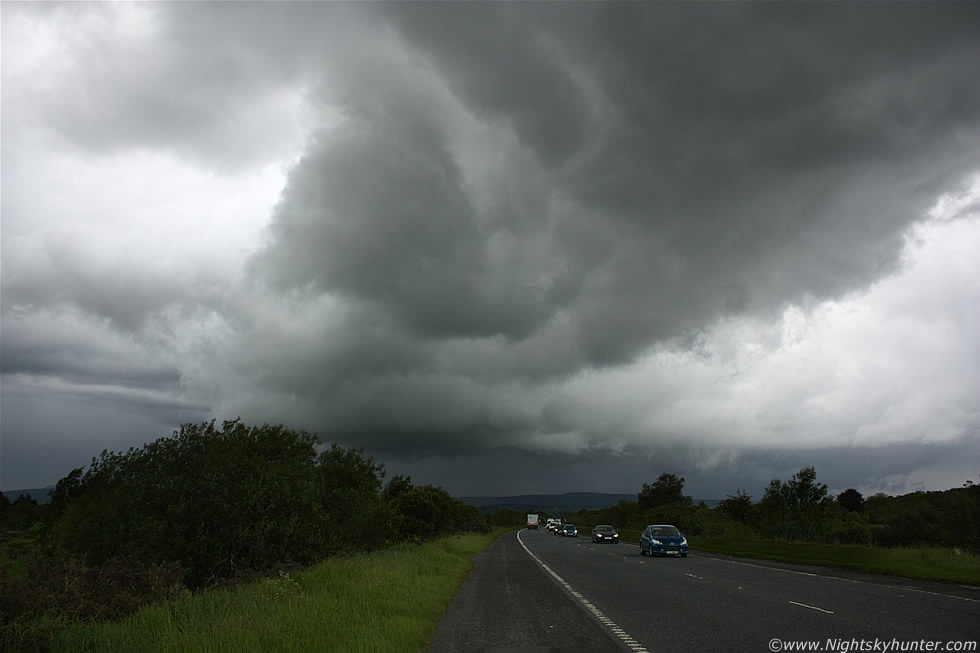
[681,553,687,558]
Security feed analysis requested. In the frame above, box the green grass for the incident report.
[579,527,980,585]
[689,537,980,585]
[26,529,508,653]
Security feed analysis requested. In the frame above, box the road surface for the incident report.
[425,529,980,652]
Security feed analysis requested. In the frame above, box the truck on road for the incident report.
[526,513,539,529]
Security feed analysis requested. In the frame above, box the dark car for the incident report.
[591,524,619,543]
[639,524,688,557]
[561,523,578,537]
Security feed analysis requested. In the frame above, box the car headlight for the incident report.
[652,539,662,546]
[681,538,687,546]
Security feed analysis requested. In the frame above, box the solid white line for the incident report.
[788,600,835,614]
[518,530,649,653]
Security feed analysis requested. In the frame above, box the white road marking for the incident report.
[702,554,979,603]
[788,600,835,614]
[518,530,649,653]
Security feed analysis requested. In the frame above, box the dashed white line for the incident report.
[518,530,649,653]
[788,600,835,614]
[701,553,979,603]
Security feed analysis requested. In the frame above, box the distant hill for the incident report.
[1,486,55,504]
[2,487,720,511]
[457,492,723,514]
[457,492,636,515]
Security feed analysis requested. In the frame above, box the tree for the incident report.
[718,489,753,524]
[383,474,414,504]
[638,473,692,510]
[0,493,43,530]
[317,443,390,554]
[489,508,524,527]
[760,467,828,540]
[392,485,457,539]
[837,488,866,513]
[46,420,330,584]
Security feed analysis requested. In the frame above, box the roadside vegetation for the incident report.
[13,530,506,653]
[3,424,978,650]
[544,469,980,585]
[0,420,489,651]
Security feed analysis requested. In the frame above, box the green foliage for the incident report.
[0,493,44,530]
[488,508,525,527]
[382,474,414,504]
[637,472,692,510]
[44,420,329,585]
[759,466,829,541]
[390,485,488,540]
[5,530,509,653]
[690,537,980,585]
[837,488,866,513]
[864,485,980,550]
[718,489,753,524]
[36,419,485,603]
[317,443,391,554]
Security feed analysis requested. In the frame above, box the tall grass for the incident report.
[36,530,505,653]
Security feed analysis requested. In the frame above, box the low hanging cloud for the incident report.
[2,2,979,495]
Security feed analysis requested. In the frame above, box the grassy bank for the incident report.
[10,529,508,653]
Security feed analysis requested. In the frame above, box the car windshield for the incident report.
[565,524,575,529]
[597,526,613,532]
[652,526,680,537]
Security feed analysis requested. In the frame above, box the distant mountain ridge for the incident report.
[1,486,55,504]
[457,491,723,514]
[4,487,720,511]
[457,491,636,514]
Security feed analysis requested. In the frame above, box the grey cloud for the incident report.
[10,2,318,170]
[0,309,180,391]
[4,2,979,494]
[222,2,980,453]
[384,438,980,501]
[250,2,980,374]
[382,2,593,166]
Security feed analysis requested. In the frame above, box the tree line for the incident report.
[0,420,487,625]
[537,469,980,551]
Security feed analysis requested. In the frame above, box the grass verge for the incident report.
[583,527,980,585]
[689,537,980,585]
[18,529,508,653]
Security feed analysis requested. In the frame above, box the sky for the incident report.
[2,2,979,502]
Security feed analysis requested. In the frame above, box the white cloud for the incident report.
[557,187,980,458]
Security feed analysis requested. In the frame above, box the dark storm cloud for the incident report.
[4,2,979,494]
[246,1,980,379]
[0,311,180,390]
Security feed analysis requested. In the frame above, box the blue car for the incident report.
[561,524,578,537]
[639,524,688,557]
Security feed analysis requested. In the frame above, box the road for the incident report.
[425,529,980,652]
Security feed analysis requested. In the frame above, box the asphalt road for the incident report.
[425,529,980,652]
